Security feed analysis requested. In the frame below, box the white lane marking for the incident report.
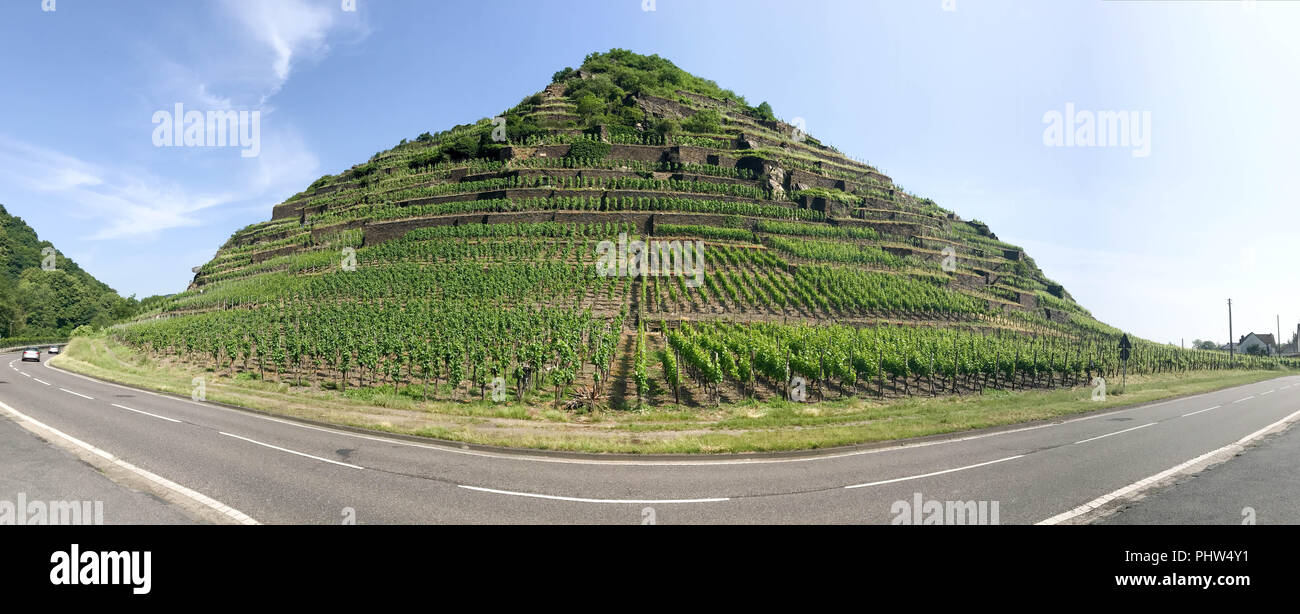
[1073,422,1157,445]
[0,399,258,525]
[1181,405,1221,418]
[219,432,364,470]
[1039,406,1300,525]
[58,388,93,400]
[20,372,31,378]
[1260,390,1274,396]
[1233,396,1255,404]
[844,455,1025,489]
[111,403,182,424]
[458,484,729,504]
[32,378,50,386]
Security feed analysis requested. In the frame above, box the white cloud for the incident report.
[0,132,318,241]
[0,136,236,240]
[0,1,363,242]
[219,0,365,99]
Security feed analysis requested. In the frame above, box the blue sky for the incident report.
[1,0,1296,345]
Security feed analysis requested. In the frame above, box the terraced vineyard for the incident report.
[116,50,1297,409]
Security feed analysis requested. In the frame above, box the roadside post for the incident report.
[1118,334,1132,393]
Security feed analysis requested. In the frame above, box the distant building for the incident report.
[1237,332,1277,356]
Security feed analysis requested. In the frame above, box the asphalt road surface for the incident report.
[3,351,1298,525]
[1099,410,1300,525]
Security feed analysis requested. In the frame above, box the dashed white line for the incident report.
[111,403,182,424]
[457,485,729,504]
[1181,405,1221,418]
[1233,396,1255,404]
[58,388,93,400]
[19,372,31,378]
[1260,390,1275,396]
[844,455,1025,489]
[32,378,50,386]
[1073,422,1156,445]
[218,432,364,470]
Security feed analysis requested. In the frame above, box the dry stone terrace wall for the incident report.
[268,139,899,223]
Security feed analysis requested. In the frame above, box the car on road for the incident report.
[47,346,60,355]
[21,347,40,362]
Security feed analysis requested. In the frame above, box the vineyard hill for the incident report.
[123,49,1182,408]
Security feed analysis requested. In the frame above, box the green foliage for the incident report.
[754,101,775,122]
[0,205,138,340]
[352,163,379,178]
[653,118,680,138]
[574,93,605,126]
[681,109,721,134]
[566,139,612,160]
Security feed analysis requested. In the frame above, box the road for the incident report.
[1099,408,1300,525]
[2,351,1298,524]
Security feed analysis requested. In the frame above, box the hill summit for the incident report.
[118,49,1242,409]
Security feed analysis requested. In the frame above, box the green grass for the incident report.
[52,333,1295,455]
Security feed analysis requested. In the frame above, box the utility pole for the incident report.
[1228,299,1234,361]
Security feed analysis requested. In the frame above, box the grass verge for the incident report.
[51,334,1295,455]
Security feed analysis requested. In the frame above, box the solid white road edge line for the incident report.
[457,484,729,504]
[1073,422,1157,445]
[1037,406,1300,525]
[219,432,364,470]
[111,403,183,424]
[0,399,258,525]
[844,454,1025,489]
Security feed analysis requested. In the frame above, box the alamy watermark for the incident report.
[1042,103,1151,158]
[790,117,808,143]
[152,103,261,158]
[890,492,1000,525]
[50,544,150,595]
[1,493,104,525]
[1091,376,1106,402]
[595,233,704,288]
